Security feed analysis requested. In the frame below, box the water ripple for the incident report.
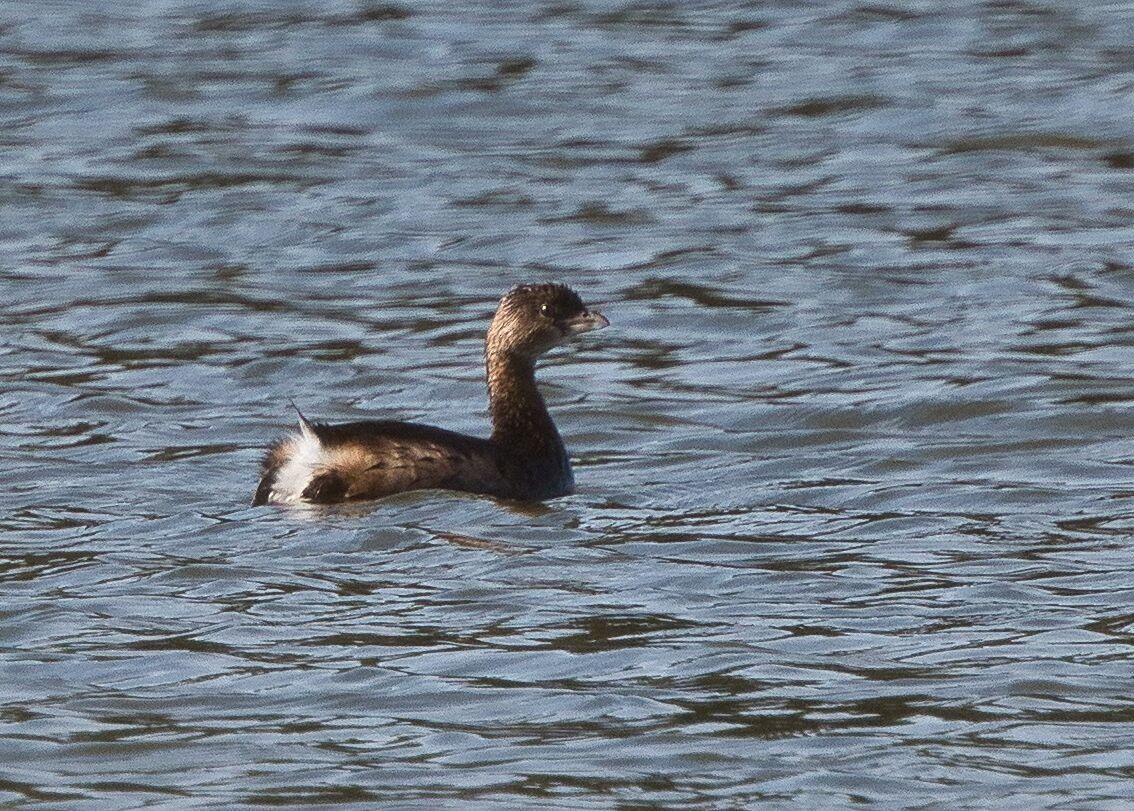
[3,0,1134,807]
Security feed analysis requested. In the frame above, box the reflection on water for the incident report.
[3,0,1134,806]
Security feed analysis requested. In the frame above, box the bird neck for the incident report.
[486,350,564,459]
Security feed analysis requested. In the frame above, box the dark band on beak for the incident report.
[562,309,609,337]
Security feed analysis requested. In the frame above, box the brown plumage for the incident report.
[253,284,608,505]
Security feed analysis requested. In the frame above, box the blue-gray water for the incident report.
[3,1,1134,807]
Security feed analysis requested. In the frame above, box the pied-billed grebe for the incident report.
[253,283,608,505]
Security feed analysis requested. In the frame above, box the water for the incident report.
[3,0,1134,807]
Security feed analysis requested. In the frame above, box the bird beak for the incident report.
[563,309,609,337]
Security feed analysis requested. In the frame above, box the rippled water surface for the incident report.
[4,1,1134,807]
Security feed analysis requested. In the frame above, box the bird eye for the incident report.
[539,303,552,317]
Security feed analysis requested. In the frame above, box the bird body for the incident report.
[253,284,606,505]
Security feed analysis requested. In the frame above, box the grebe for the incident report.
[253,283,608,505]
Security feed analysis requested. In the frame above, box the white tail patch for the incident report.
[270,418,328,503]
